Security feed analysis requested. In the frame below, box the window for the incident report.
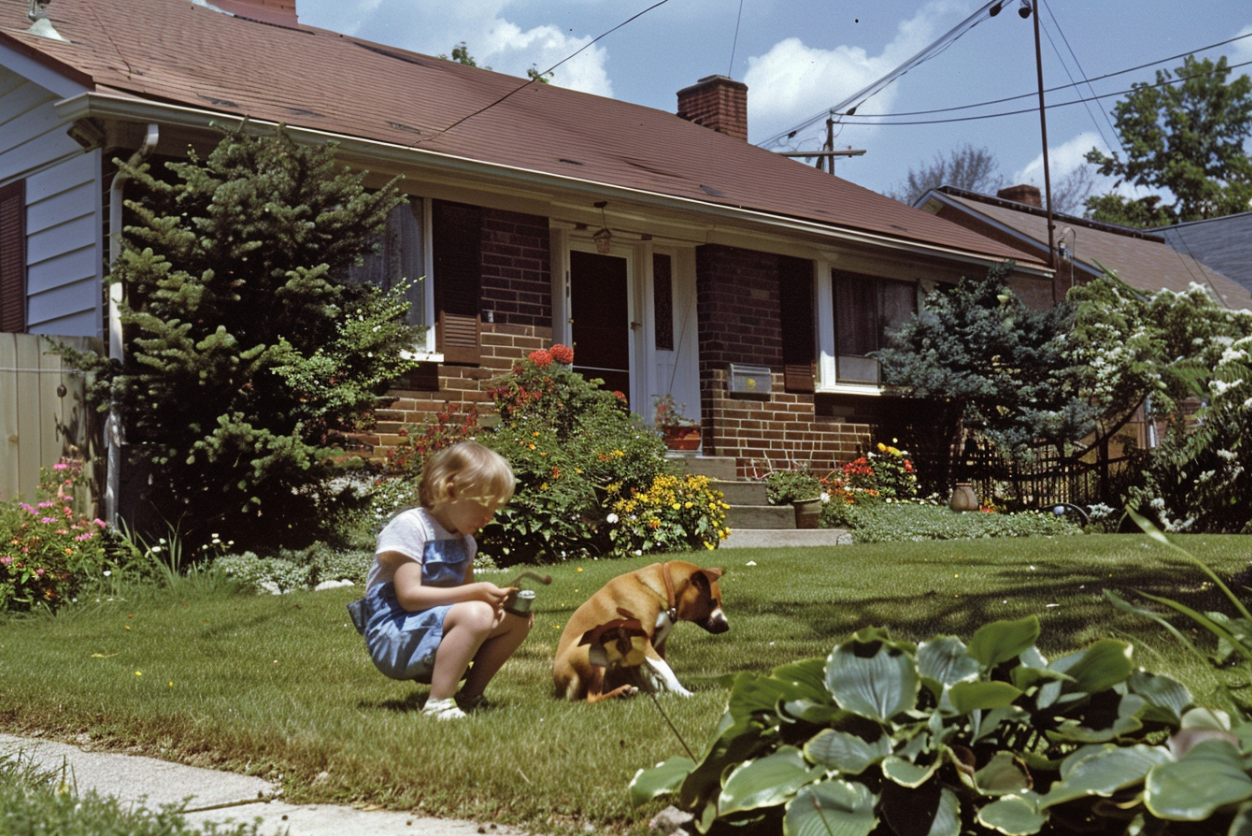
[833,271,916,384]
[0,180,25,333]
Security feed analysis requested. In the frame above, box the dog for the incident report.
[553,560,728,702]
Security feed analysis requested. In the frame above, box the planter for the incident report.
[950,482,979,512]
[661,424,701,451]
[793,497,822,529]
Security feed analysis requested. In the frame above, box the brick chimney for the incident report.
[997,184,1043,208]
[211,0,298,27]
[677,75,748,141]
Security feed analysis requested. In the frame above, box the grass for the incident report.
[2,534,1251,834]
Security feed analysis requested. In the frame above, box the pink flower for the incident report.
[53,462,69,471]
[528,349,553,367]
[76,532,94,541]
[93,519,107,528]
[40,517,56,524]
[0,556,11,566]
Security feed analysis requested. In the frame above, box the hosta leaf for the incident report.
[977,795,1047,835]
[719,746,822,815]
[975,752,1031,795]
[629,756,695,806]
[1127,670,1192,725]
[949,680,1023,714]
[1145,738,1252,820]
[1050,712,1143,744]
[1048,640,1134,695]
[880,781,960,836]
[918,637,979,686]
[882,755,939,788]
[968,617,1040,668]
[729,672,807,719]
[781,699,849,726]
[783,779,877,836]
[803,729,890,775]
[773,657,832,703]
[826,638,919,722]
[1039,744,1169,808]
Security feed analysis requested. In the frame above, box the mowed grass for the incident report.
[2,534,1250,834]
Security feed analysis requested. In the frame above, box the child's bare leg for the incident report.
[459,613,532,700]
[429,601,496,701]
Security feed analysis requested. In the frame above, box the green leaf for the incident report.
[1039,744,1170,808]
[773,657,830,703]
[882,755,939,788]
[803,730,890,775]
[1048,639,1134,695]
[977,795,1047,835]
[917,636,979,686]
[1127,669,1192,725]
[629,756,695,806]
[1146,738,1252,820]
[967,617,1040,668]
[949,681,1023,714]
[826,636,919,722]
[718,746,822,815]
[975,752,1032,795]
[728,672,807,720]
[783,779,878,836]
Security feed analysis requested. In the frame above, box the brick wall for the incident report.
[696,243,871,476]
[481,208,551,328]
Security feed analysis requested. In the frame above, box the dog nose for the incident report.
[703,609,729,634]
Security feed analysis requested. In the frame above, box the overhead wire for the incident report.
[1038,0,1120,158]
[728,0,745,78]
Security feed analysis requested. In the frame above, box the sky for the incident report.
[295,0,1252,207]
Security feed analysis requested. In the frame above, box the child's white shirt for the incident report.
[366,507,477,590]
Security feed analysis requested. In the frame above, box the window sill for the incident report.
[815,383,884,396]
[400,349,444,363]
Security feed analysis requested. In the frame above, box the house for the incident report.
[1151,211,1252,296]
[915,184,1252,311]
[1,0,1047,501]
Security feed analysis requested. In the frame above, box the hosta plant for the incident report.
[631,615,1251,835]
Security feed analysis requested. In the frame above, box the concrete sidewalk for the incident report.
[0,733,528,836]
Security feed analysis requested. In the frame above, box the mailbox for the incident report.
[728,363,771,394]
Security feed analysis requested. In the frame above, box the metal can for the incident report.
[503,588,536,616]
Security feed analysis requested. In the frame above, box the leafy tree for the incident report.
[1084,55,1252,226]
[873,264,1093,491]
[61,127,422,552]
[439,41,551,83]
[887,142,1004,205]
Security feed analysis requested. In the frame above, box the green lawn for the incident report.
[2,534,1249,834]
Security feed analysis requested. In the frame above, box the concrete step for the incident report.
[725,504,796,530]
[667,452,738,481]
[711,480,768,506]
[721,528,853,548]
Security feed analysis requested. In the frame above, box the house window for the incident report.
[653,253,673,351]
[0,180,25,333]
[833,271,916,384]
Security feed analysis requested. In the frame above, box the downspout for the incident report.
[104,123,159,526]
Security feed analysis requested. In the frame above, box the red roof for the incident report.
[2,0,1038,265]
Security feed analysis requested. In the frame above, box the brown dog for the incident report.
[553,560,728,702]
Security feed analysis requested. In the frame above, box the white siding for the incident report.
[0,65,103,338]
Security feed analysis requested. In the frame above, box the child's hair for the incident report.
[419,441,515,509]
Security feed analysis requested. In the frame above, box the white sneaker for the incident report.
[421,698,467,721]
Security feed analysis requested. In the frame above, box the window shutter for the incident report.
[0,181,25,333]
[432,200,482,365]
[779,256,814,392]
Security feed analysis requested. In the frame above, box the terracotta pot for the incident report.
[950,483,979,512]
[793,497,822,529]
[661,424,701,451]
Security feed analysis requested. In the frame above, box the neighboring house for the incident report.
[1,0,1046,487]
[916,184,1252,311]
[1152,211,1252,296]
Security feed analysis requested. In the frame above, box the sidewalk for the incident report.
[0,733,528,836]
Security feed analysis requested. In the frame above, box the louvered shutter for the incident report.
[779,256,815,392]
[0,181,25,333]
[432,200,482,365]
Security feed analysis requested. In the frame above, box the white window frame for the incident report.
[815,260,918,395]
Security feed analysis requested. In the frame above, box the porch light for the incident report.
[593,201,612,254]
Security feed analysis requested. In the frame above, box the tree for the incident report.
[439,42,551,83]
[61,127,423,552]
[873,263,1093,493]
[887,143,1005,205]
[1084,55,1252,226]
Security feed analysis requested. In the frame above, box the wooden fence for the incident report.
[955,434,1131,511]
[0,333,102,513]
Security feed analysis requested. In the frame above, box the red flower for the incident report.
[529,349,553,367]
[550,343,574,364]
[612,390,627,401]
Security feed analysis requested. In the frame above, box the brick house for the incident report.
[1,0,1048,500]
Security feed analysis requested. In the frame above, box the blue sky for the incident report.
[296,0,1252,205]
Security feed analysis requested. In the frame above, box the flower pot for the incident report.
[950,482,979,512]
[661,425,701,451]
[793,497,822,529]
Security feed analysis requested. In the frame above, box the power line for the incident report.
[418,0,672,145]
[1039,0,1120,158]
[728,0,745,78]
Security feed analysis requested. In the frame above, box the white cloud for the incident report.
[1014,131,1145,199]
[1233,24,1252,64]
[742,0,972,147]
[297,0,612,96]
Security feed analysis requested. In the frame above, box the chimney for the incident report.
[997,184,1043,208]
[677,75,748,141]
[211,0,299,27]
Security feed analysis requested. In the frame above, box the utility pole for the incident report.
[1027,1,1057,290]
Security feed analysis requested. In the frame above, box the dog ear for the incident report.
[703,567,725,581]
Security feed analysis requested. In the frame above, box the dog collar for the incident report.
[661,561,679,622]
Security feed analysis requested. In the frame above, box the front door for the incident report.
[569,250,631,404]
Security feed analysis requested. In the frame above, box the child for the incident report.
[354,441,529,720]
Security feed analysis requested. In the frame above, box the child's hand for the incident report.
[465,581,511,607]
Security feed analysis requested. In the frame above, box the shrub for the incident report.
[606,474,730,554]
[631,614,1236,835]
[844,503,1081,543]
[763,467,823,505]
[211,552,311,594]
[841,441,919,499]
[0,460,115,613]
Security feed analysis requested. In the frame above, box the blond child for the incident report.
[350,441,530,720]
